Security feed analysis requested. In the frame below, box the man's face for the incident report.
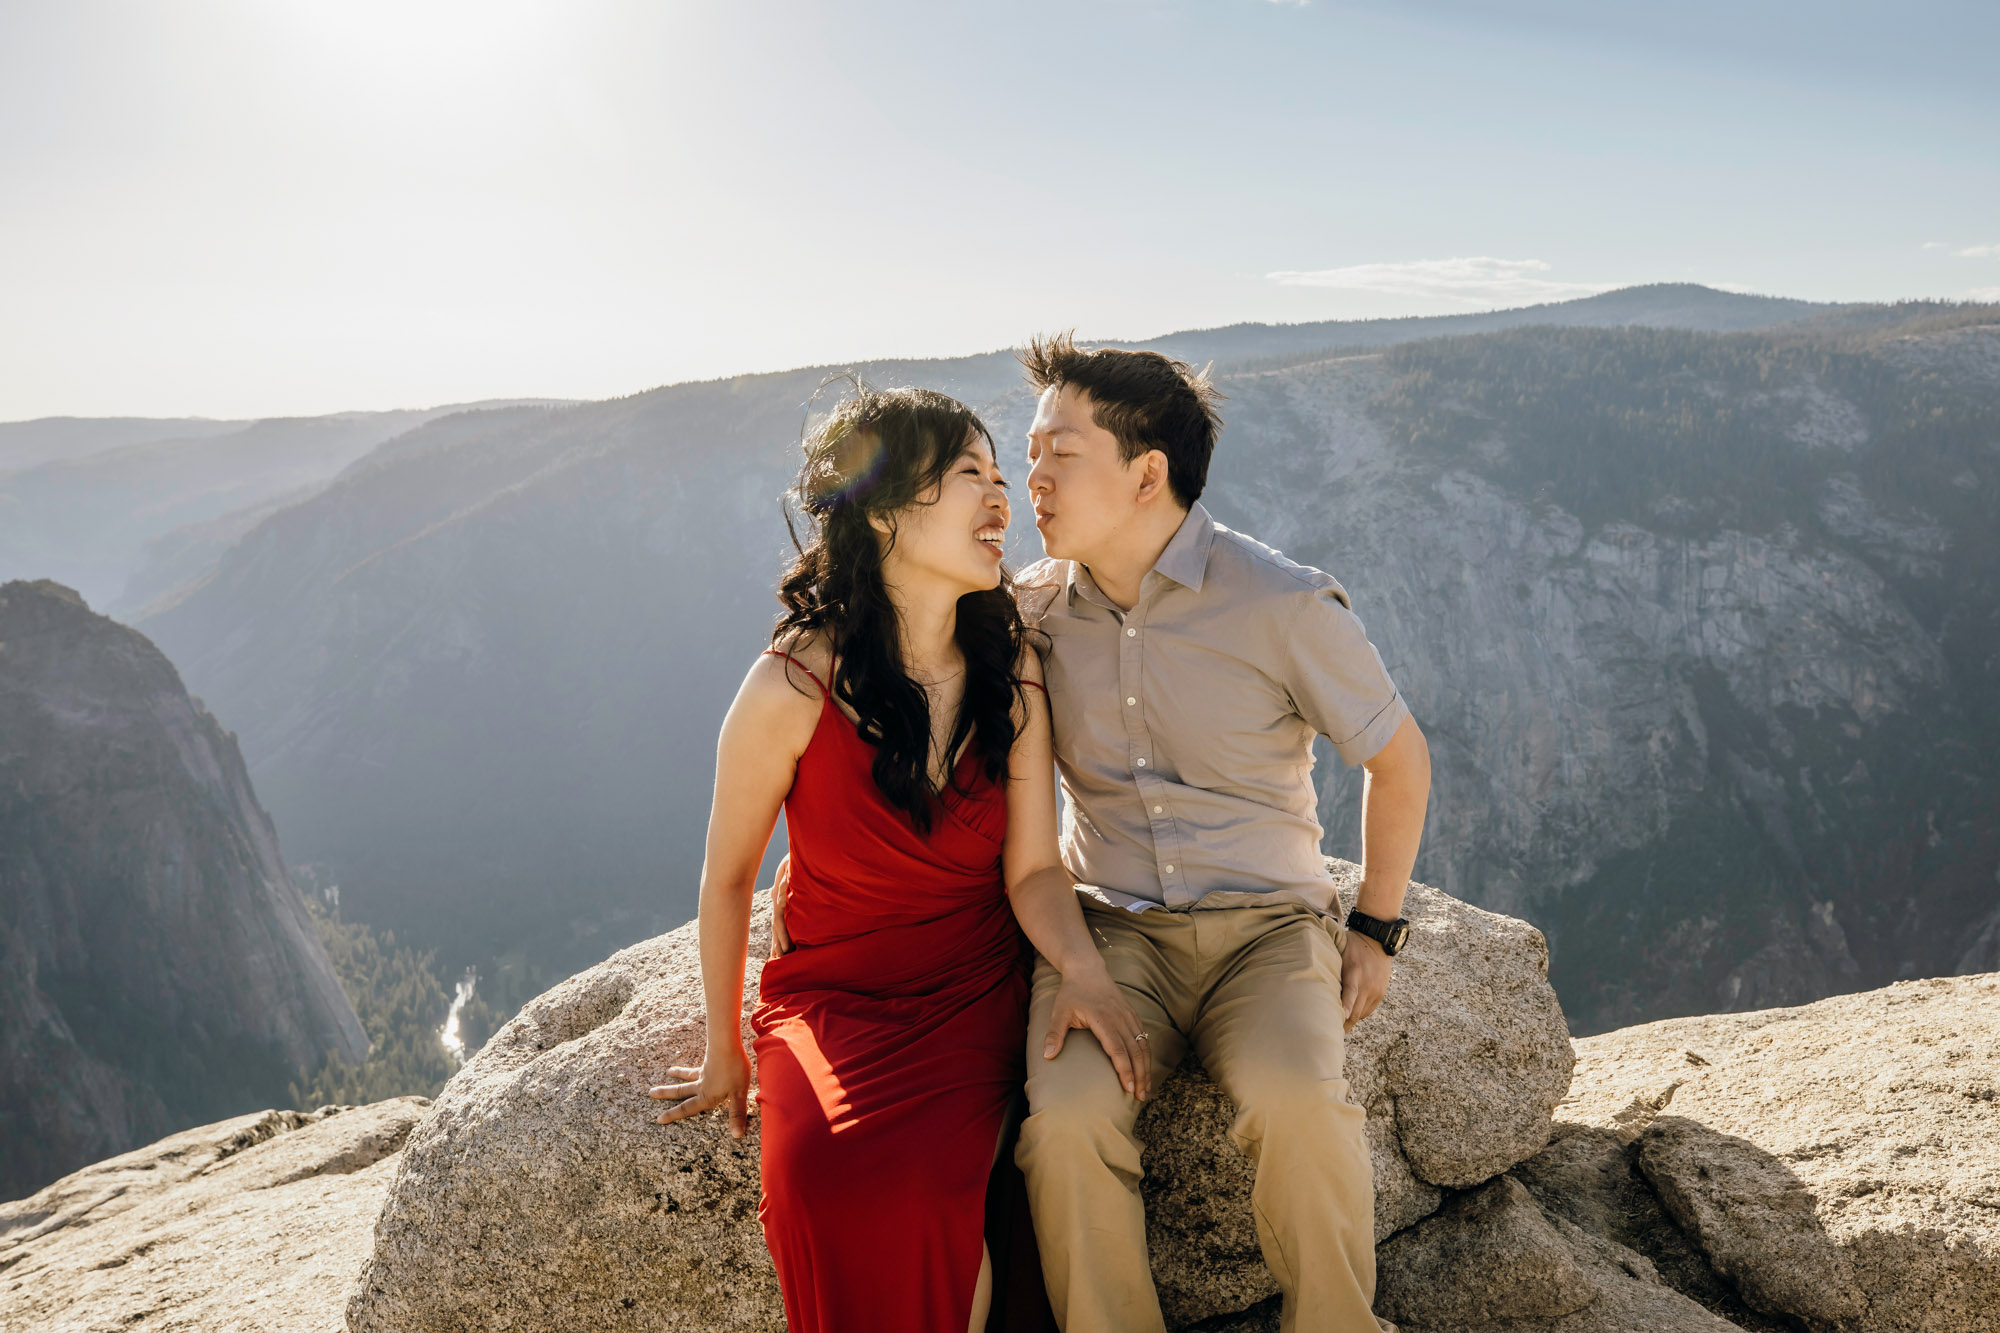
[1025,384,1146,564]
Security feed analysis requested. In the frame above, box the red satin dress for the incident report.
[752,653,1031,1333]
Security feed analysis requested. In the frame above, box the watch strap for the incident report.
[1344,907,1411,956]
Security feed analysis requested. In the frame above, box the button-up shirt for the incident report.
[1018,501,1409,915]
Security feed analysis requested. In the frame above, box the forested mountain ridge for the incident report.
[128,289,2000,1032]
[1134,281,1828,365]
[0,401,568,616]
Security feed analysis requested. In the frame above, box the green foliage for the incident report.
[291,896,460,1108]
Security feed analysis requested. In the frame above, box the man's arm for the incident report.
[1279,581,1431,1029]
[1343,713,1430,1030]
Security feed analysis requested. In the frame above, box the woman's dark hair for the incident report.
[774,379,1027,831]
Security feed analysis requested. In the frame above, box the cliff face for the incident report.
[1196,318,2000,1031]
[132,296,2000,1032]
[0,580,368,1200]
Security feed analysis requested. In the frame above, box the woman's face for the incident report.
[876,433,1011,598]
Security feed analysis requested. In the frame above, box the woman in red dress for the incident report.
[649,385,1148,1332]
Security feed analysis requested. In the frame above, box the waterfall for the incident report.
[440,969,478,1064]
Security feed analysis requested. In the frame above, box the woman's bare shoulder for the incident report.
[764,629,834,697]
[728,644,827,756]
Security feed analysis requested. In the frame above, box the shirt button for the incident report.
[1153,805,1163,814]
[1135,757,1147,767]
[1125,627,1136,637]
[1125,696,1136,706]
[1164,864,1176,874]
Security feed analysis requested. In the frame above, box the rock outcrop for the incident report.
[0,1098,427,1332]
[1528,973,2000,1333]
[1230,973,2000,1333]
[1373,1175,1747,1333]
[344,863,1575,1331]
[5,905,1991,1333]
[0,579,368,1200]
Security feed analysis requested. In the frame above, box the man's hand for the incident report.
[649,1041,755,1137]
[1339,932,1393,1032]
[767,855,792,959]
[1040,965,1153,1101]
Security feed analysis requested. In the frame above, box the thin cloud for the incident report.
[1968,286,2000,302]
[1924,241,2000,258]
[1265,256,1611,305]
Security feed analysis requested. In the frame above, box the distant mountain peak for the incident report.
[1127,283,1830,367]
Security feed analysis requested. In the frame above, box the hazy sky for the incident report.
[3,0,1996,419]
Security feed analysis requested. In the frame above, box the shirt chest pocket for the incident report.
[1145,655,1304,791]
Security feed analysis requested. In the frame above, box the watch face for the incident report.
[1387,922,1411,954]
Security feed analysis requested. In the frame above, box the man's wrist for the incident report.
[1352,880,1407,921]
[1346,929,1388,958]
[1344,904,1411,956]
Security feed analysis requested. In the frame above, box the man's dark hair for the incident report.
[1020,332,1224,508]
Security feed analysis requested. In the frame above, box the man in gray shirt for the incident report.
[1015,334,1432,1333]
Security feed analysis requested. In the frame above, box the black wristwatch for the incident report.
[1344,908,1411,957]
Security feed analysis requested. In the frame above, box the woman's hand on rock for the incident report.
[1041,965,1153,1102]
[649,1043,754,1137]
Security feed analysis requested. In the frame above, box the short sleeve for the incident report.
[1284,581,1409,766]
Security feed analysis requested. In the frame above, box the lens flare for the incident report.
[807,423,890,508]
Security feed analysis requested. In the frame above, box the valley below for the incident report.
[121,285,2000,1035]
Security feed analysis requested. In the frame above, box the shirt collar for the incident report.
[1153,501,1216,592]
[1065,500,1215,605]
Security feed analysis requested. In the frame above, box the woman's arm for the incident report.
[650,652,820,1135]
[1002,649,1154,1101]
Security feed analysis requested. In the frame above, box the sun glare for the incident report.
[266,0,572,112]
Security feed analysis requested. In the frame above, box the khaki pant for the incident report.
[1014,898,1383,1333]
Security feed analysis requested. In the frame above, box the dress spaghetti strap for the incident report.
[762,649,829,699]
